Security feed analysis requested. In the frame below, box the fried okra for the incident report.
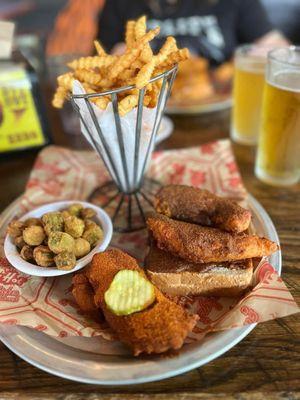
[14,235,26,249]
[74,238,91,258]
[23,226,45,246]
[68,203,83,217]
[64,215,85,238]
[80,207,96,220]
[8,203,103,269]
[42,212,64,235]
[33,246,55,267]
[20,245,34,261]
[7,220,25,238]
[54,251,76,270]
[84,219,97,229]
[48,231,75,254]
[25,218,42,227]
[82,224,103,247]
[61,210,71,221]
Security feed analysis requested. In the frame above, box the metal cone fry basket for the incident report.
[70,65,177,232]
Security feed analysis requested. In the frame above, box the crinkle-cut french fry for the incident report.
[137,37,176,89]
[52,86,68,108]
[135,58,156,89]
[157,48,190,70]
[74,69,102,86]
[143,94,151,106]
[118,94,139,116]
[127,88,139,96]
[154,36,177,65]
[147,82,161,108]
[97,77,115,90]
[104,269,156,316]
[94,40,106,56]
[140,45,153,63]
[153,78,163,90]
[132,59,144,70]
[93,96,110,110]
[140,26,160,46]
[52,16,189,114]
[125,20,136,47]
[121,68,135,81]
[68,55,116,70]
[135,16,153,63]
[108,50,139,80]
[135,15,147,39]
[57,72,74,90]
[109,27,160,80]
[121,59,144,80]
[145,83,153,91]
[84,84,110,110]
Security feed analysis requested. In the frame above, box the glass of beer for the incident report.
[255,47,300,186]
[231,45,267,145]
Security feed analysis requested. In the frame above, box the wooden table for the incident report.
[0,105,299,400]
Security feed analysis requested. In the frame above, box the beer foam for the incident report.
[269,71,300,93]
[235,59,265,74]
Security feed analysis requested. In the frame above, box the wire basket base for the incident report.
[89,179,161,233]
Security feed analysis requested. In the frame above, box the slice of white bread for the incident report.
[145,244,253,297]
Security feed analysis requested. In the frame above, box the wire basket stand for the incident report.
[70,65,178,232]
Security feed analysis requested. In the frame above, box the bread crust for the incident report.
[145,244,253,297]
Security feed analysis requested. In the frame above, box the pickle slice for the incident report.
[104,270,155,316]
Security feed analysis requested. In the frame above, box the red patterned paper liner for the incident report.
[0,140,298,342]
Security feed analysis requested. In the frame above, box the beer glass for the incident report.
[231,45,266,145]
[255,47,300,186]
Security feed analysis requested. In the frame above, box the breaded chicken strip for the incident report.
[84,249,198,356]
[147,213,279,264]
[72,272,101,320]
[155,185,251,233]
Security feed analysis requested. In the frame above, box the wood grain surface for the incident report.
[0,103,299,399]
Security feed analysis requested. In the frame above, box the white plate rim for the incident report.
[0,194,281,385]
[166,97,232,115]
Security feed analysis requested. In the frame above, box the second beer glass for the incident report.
[231,45,266,145]
[255,47,300,186]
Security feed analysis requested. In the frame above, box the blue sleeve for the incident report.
[236,0,273,43]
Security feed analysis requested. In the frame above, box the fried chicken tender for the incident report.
[83,249,198,356]
[155,185,251,233]
[147,213,279,264]
[72,272,101,320]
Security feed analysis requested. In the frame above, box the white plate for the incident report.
[4,201,113,277]
[166,97,232,115]
[0,195,281,384]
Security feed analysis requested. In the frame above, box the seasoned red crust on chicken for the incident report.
[147,213,278,264]
[154,185,251,233]
[72,249,198,356]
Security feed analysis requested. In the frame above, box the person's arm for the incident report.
[236,0,288,45]
[98,0,126,52]
[255,30,289,47]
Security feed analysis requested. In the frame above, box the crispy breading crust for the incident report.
[147,213,279,264]
[74,249,198,356]
[72,272,103,320]
[154,185,252,233]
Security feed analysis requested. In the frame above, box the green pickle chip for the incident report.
[104,270,156,316]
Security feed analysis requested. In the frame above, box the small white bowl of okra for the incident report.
[4,201,113,277]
